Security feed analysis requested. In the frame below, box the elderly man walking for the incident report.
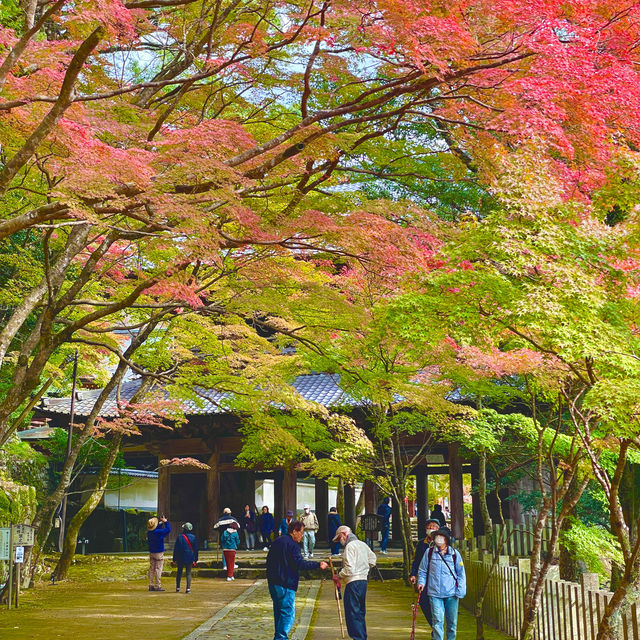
[417,527,466,640]
[332,525,377,640]
[266,520,329,640]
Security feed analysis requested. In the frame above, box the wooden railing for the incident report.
[460,550,640,640]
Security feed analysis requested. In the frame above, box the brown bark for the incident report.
[54,433,124,580]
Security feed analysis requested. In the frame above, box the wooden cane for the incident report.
[409,588,422,640]
[329,558,346,639]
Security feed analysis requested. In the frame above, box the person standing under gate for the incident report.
[260,505,275,550]
[328,507,342,556]
[377,497,392,554]
[241,504,257,550]
[301,505,319,558]
[332,525,377,640]
[266,520,329,640]
[417,527,466,640]
[173,522,198,593]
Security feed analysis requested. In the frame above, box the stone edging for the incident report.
[181,579,264,640]
[296,580,322,640]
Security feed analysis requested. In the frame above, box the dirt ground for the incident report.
[0,555,254,640]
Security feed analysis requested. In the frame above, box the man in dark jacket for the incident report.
[172,522,198,593]
[266,520,329,640]
[376,498,392,554]
[147,515,171,591]
[328,507,342,556]
[409,518,441,624]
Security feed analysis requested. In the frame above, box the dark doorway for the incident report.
[219,471,256,519]
[170,473,207,540]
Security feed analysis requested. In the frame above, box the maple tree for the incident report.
[391,171,640,639]
[3,2,640,628]
[2,0,640,451]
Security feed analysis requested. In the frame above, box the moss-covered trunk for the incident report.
[54,433,123,580]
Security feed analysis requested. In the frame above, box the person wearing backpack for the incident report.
[417,527,466,640]
[409,518,441,625]
[172,522,198,593]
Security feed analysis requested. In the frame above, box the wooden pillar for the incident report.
[470,463,484,536]
[364,479,377,513]
[415,466,429,537]
[206,450,220,541]
[391,496,402,541]
[283,467,297,516]
[273,469,284,524]
[315,478,329,542]
[158,456,170,518]
[243,469,256,510]
[449,444,465,540]
[344,484,356,529]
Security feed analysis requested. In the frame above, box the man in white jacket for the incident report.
[332,525,377,640]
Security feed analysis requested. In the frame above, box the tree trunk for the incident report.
[596,564,640,640]
[54,434,123,580]
[559,474,581,582]
[337,478,345,523]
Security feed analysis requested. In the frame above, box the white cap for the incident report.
[304,504,310,509]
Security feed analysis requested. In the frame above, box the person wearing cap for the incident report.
[332,525,377,640]
[279,510,295,537]
[417,527,466,640]
[300,505,319,558]
[147,515,171,591]
[221,521,240,581]
[328,507,342,556]
[267,520,329,640]
[172,522,198,593]
[409,518,441,625]
[376,497,392,554]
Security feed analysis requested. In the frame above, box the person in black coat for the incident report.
[430,503,446,527]
[172,522,199,593]
[409,518,440,625]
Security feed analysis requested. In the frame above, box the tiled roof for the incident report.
[39,373,356,418]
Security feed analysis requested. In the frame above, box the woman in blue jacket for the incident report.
[417,527,466,640]
[259,505,275,551]
[172,522,198,593]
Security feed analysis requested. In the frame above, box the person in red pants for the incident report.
[221,522,240,581]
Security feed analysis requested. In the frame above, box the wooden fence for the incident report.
[460,516,553,557]
[461,551,640,640]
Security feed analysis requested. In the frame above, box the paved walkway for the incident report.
[182,579,320,640]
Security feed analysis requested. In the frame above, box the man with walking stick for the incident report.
[266,520,329,640]
[332,525,377,640]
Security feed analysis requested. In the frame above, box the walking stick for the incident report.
[329,558,346,639]
[410,588,422,640]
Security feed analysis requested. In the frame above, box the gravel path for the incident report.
[183,579,320,640]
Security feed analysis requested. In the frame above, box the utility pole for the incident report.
[58,350,78,552]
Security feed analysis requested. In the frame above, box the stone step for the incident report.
[163,566,405,580]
